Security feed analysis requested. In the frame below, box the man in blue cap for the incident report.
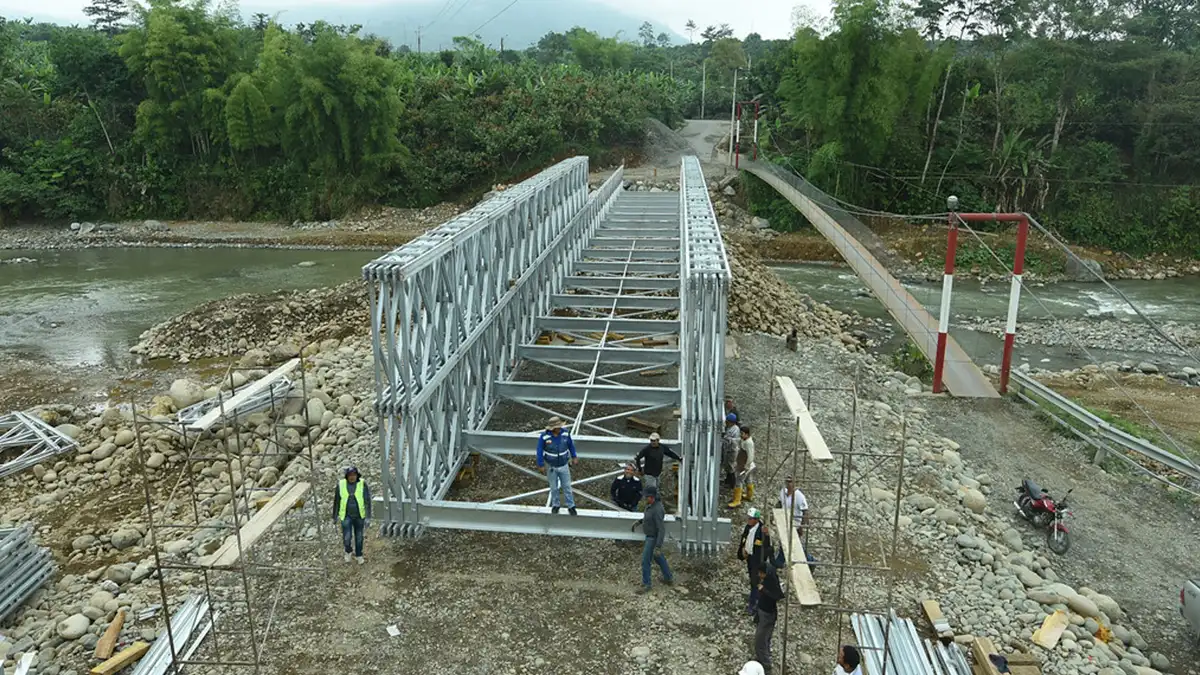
[332,466,371,564]
[637,485,674,593]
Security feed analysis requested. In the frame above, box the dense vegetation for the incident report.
[0,4,690,222]
[744,0,1200,254]
[3,0,1198,256]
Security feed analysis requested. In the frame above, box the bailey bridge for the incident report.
[363,156,733,553]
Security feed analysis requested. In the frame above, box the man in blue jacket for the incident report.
[637,485,674,593]
[536,416,578,515]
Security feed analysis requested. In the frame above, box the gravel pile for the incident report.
[959,317,1200,355]
[725,239,856,344]
[130,281,368,362]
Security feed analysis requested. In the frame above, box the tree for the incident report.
[685,19,696,43]
[656,32,671,48]
[638,21,655,47]
[710,38,747,73]
[700,23,734,43]
[83,0,129,35]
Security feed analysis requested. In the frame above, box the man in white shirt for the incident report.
[834,645,862,675]
[779,475,809,540]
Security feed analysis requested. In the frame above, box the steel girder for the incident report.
[365,157,732,553]
[677,156,732,550]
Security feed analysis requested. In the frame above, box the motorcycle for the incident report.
[1014,479,1073,555]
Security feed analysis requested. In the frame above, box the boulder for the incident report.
[113,429,135,447]
[1065,256,1104,282]
[907,494,937,510]
[933,509,962,525]
[169,379,206,409]
[57,614,91,640]
[56,424,82,439]
[110,529,142,550]
[1012,565,1043,588]
[92,443,117,461]
[146,453,167,470]
[962,489,987,514]
[1068,593,1101,618]
[89,590,115,609]
[71,535,97,551]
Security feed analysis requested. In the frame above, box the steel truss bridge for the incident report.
[363,156,733,553]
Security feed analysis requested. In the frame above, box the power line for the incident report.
[469,0,519,35]
[423,0,459,31]
[445,0,477,24]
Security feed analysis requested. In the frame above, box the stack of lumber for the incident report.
[199,481,311,567]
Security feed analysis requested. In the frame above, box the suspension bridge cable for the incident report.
[469,0,519,35]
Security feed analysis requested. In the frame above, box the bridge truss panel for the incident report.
[365,157,733,553]
[678,156,732,550]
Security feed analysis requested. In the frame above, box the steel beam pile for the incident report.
[852,612,972,675]
[364,157,594,535]
[175,377,294,429]
[0,411,78,481]
[0,524,55,624]
[677,156,731,549]
[131,594,217,675]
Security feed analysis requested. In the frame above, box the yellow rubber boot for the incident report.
[727,487,743,509]
[746,484,756,500]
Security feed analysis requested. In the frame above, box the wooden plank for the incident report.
[93,609,126,660]
[774,377,833,462]
[89,642,149,675]
[922,599,953,640]
[970,637,1002,675]
[771,508,821,606]
[201,481,311,567]
[1005,653,1041,666]
[187,358,300,431]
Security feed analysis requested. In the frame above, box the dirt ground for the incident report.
[922,396,1200,670]
[1041,374,1200,455]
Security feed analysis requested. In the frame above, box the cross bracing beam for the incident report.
[536,316,679,333]
[464,430,675,461]
[583,248,678,261]
[590,237,680,248]
[517,344,680,365]
[573,261,679,275]
[564,277,679,291]
[551,294,679,311]
[593,228,680,238]
[495,382,680,406]
[375,499,731,548]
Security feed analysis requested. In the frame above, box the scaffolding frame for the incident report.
[761,364,909,675]
[130,348,328,672]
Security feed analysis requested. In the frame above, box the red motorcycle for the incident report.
[1014,479,1073,555]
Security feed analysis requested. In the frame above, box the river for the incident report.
[0,248,381,368]
[3,249,1197,373]
[773,263,1200,372]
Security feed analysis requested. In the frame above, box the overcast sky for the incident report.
[1,0,831,40]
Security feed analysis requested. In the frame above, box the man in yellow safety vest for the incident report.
[332,466,371,564]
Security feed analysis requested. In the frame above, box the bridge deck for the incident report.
[742,161,999,399]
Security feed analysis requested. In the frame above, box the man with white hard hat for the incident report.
[635,432,680,493]
[738,661,765,675]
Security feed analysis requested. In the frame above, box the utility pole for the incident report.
[417,26,422,54]
[700,60,707,119]
[500,36,504,53]
[728,68,738,163]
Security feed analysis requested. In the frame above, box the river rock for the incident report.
[306,398,326,423]
[907,494,937,510]
[934,509,962,525]
[110,529,142,550]
[1136,362,1158,374]
[1002,528,1024,551]
[71,534,97,551]
[1065,256,1104,282]
[1013,565,1043,588]
[962,489,987,513]
[92,443,116,461]
[57,614,90,640]
[146,453,167,469]
[113,429,135,447]
[169,379,205,409]
[1068,593,1101,618]
[56,424,82,439]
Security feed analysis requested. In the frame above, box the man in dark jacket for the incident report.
[635,432,681,493]
[737,508,774,614]
[332,466,371,564]
[755,565,785,674]
[610,462,643,511]
[637,486,674,592]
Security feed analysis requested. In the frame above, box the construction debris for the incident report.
[852,611,972,675]
[129,595,215,675]
[0,524,55,624]
[176,375,294,431]
[0,411,79,480]
[91,642,150,675]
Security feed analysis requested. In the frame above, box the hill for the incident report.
[244,0,683,50]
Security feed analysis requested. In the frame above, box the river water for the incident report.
[2,249,1197,373]
[773,263,1200,371]
[0,248,381,368]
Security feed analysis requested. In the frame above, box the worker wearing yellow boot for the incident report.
[728,425,755,508]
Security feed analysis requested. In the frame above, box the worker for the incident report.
[725,397,740,423]
[834,645,862,675]
[536,416,578,515]
[722,413,740,489]
[728,425,756,508]
[610,462,643,511]
[780,475,810,540]
[637,486,674,592]
[786,328,798,352]
[738,662,765,675]
[332,466,371,564]
[755,564,785,674]
[635,432,681,494]
[737,507,774,615]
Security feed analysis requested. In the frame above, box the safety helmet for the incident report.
[747,507,762,520]
[738,661,765,675]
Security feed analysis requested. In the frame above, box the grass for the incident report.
[890,340,933,382]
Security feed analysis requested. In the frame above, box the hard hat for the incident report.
[747,507,762,520]
[649,432,660,441]
[738,661,765,675]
